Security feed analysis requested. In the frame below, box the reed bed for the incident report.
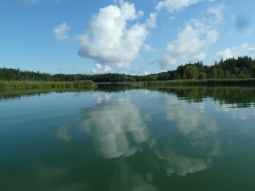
[0,87,95,100]
[0,80,95,90]
[148,78,255,86]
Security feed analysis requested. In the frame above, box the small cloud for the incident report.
[207,3,225,22]
[71,66,76,71]
[138,10,144,18]
[58,67,63,71]
[156,0,204,13]
[146,12,158,28]
[53,22,70,41]
[23,0,41,5]
[144,71,150,75]
[144,44,157,52]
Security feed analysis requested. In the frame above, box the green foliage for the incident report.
[148,78,255,86]
[0,56,255,83]
[0,81,95,90]
[184,65,199,79]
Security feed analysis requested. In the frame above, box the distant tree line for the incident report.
[1,56,255,82]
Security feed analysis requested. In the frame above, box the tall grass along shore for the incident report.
[147,78,255,86]
[0,80,95,90]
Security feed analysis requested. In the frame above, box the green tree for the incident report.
[184,66,199,79]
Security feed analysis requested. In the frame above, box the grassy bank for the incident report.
[0,80,96,90]
[0,87,95,100]
[147,78,255,86]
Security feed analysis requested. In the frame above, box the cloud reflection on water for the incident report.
[57,125,73,142]
[214,100,255,119]
[79,93,150,158]
[55,90,220,177]
[155,149,213,176]
[161,94,218,135]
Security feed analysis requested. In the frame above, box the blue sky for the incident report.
[1,0,255,75]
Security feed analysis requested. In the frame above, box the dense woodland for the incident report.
[1,56,255,82]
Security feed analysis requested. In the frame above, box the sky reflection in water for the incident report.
[1,86,255,190]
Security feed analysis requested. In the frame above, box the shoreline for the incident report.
[0,80,96,90]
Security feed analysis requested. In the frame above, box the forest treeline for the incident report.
[1,56,255,82]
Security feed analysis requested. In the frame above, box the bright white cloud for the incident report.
[146,12,158,28]
[249,47,255,56]
[156,19,218,70]
[144,71,150,75]
[215,43,249,61]
[92,63,112,74]
[53,22,70,41]
[23,0,41,5]
[76,2,148,70]
[144,44,156,52]
[156,0,204,13]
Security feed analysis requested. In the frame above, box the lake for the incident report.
[1,85,255,191]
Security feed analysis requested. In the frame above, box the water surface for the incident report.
[1,85,255,191]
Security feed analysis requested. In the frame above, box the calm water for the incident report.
[1,85,255,191]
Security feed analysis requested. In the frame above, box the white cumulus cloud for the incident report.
[215,43,249,61]
[156,19,218,70]
[53,22,70,41]
[92,63,112,74]
[76,2,149,70]
[156,0,204,13]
